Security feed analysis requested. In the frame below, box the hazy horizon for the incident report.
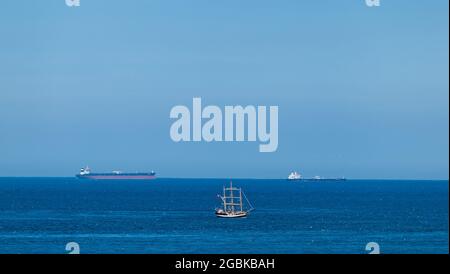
[0,176,448,181]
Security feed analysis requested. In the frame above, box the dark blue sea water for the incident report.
[0,178,448,254]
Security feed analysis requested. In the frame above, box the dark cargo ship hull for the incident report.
[76,173,156,180]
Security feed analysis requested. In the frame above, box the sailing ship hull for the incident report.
[215,212,248,218]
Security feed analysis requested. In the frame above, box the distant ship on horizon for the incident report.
[76,166,156,180]
[288,171,346,182]
[287,171,302,181]
[302,175,347,182]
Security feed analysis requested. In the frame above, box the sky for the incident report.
[0,0,448,179]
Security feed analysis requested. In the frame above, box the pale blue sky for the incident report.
[0,0,448,179]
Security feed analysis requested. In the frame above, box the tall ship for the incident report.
[76,167,156,180]
[215,181,254,218]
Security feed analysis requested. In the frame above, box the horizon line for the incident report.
[0,176,448,181]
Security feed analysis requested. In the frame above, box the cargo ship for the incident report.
[76,167,156,180]
[287,171,346,182]
[302,176,346,182]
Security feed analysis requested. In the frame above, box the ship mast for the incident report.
[223,185,227,212]
[239,187,243,212]
[222,180,242,213]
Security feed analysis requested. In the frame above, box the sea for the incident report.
[0,178,448,254]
